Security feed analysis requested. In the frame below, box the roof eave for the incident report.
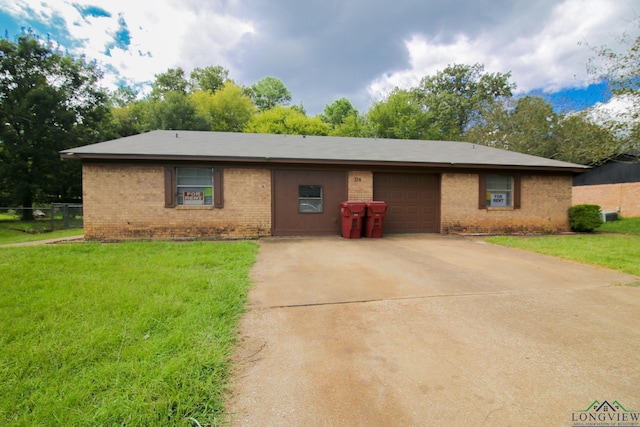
[60,152,588,173]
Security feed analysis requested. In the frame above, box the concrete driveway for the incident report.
[228,235,640,426]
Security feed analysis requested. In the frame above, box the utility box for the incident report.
[364,201,388,238]
[340,201,367,239]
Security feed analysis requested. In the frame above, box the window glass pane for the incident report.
[177,168,212,186]
[487,175,511,191]
[486,175,512,207]
[298,185,323,213]
[299,185,322,198]
[176,168,213,205]
[299,199,323,213]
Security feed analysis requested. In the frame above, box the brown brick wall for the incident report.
[83,164,272,240]
[347,171,373,201]
[440,173,572,234]
[572,183,640,217]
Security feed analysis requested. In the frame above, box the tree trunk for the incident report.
[21,194,34,221]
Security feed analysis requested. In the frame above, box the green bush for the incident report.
[569,204,603,232]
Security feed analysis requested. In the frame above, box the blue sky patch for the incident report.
[73,4,111,20]
[527,82,612,113]
[104,14,132,56]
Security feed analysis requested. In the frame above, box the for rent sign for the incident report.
[183,191,204,205]
[491,192,507,207]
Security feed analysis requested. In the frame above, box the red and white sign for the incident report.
[183,191,204,205]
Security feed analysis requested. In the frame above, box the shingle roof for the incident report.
[60,130,588,171]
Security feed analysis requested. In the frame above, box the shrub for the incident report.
[569,204,603,232]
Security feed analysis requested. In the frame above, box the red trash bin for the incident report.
[340,201,367,239]
[364,201,388,238]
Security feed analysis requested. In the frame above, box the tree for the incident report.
[367,88,438,140]
[191,81,255,132]
[107,101,150,137]
[554,113,616,165]
[0,35,109,219]
[466,96,616,165]
[244,106,329,135]
[506,96,559,157]
[322,98,358,128]
[151,67,189,98]
[416,63,515,140]
[246,76,292,111]
[189,65,229,93]
[110,86,138,107]
[147,91,209,131]
[330,114,370,137]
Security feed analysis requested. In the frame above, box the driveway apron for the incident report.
[228,234,640,426]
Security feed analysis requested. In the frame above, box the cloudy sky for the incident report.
[0,0,638,115]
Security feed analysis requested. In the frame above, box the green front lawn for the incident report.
[597,216,640,235]
[485,217,640,276]
[0,241,258,426]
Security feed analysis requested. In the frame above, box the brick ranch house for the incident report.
[60,130,588,240]
[573,152,640,218]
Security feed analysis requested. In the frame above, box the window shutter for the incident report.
[513,175,521,209]
[164,167,176,208]
[478,174,487,209]
[213,168,224,208]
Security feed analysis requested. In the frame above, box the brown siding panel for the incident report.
[214,168,224,208]
[164,166,176,208]
[273,170,347,236]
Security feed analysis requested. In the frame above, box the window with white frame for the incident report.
[176,168,213,206]
[485,175,512,207]
[298,185,323,213]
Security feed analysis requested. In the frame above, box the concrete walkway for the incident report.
[0,235,84,247]
[228,234,640,426]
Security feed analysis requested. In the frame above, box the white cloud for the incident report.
[1,0,637,114]
[367,0,637,101]
[586,94,639,129]
[1,0,254,90]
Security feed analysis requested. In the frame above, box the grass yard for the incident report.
[0,241,258,426]
[597,216,640,235]
[485,217,640,277]
[0,212,83,245]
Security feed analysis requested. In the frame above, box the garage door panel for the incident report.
[373,173,440,233]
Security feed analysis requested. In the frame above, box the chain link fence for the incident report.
[0,204,83,233]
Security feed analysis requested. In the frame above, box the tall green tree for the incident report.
[330,114,370,137]
[189,65,229,93]
[246,76,292,111]
[191,81,255,132]
[244,106,329,135]
[367,88,438,140]
[322,98,358,128]
[0,35,109,218]
[466,96,616,164]
[416,63,515,140]
[147,91,208,131]
[151,67,189,98]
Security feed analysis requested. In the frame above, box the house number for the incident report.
[354,177,362,182]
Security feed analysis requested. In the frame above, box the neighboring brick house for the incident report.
[573,152,640,218]
[60,130,588,240]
